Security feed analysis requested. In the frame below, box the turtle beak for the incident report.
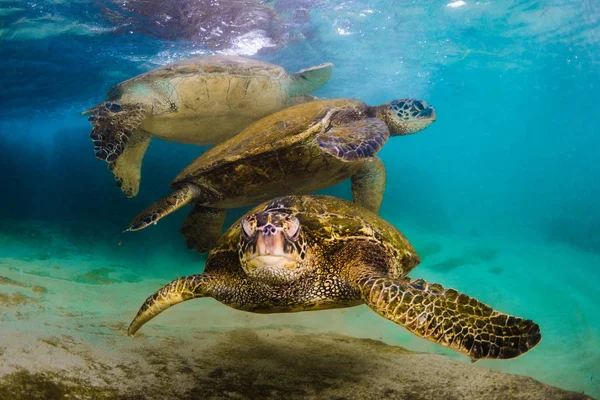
[255,225,287,257]
[245,224,299,272]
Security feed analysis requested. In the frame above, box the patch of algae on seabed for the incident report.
[0,328,593,400]
[0,370,144,400]
[73,268,142,285]
[73,268,118,285]
[0,274,47,293]
[0,275,47,306]
[0,292,40,307]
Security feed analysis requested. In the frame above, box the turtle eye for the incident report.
[105,102,122,113]
[283,216,300,241]
[241,217,256,239]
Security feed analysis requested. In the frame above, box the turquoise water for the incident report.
[1,0,599,398]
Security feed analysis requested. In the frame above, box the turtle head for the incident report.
[377,98,436,136]
[239,210,308,285]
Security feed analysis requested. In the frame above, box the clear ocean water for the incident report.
[1,0,598,398]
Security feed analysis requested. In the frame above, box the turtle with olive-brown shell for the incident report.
[83,55,333,197]
[126,97,436,253]
[128,195,541,362]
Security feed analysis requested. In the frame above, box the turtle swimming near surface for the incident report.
[125,97,436,253]
[83,55,333,197]
[127,195,541,361]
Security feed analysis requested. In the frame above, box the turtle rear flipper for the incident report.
[354,274,541,361]
[84,101,148,163]
[288,62,333,97]
[108,131,152,198]
[180,205,227,253]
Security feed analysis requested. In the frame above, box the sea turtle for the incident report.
[83,55,333,197]
[127,195,542,361]
[126,97,436,253]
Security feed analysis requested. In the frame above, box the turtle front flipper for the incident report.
[128,271,267,335]
[108,131,152,198]
[351,157,386,214]
[128,274,215,336]
[353,274,541,360]
[126,185,197,231]
[287,62,333,97]
[317,118,390,161]
[180,205,227,253]
[83,101,148,163]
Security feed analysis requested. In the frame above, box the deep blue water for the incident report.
[1,0,599,397]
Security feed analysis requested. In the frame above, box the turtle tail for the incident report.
[126,185,197,232]
[128,274,216,336]
[287,62,333,97]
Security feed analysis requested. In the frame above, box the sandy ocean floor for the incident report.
[0,219,598,399]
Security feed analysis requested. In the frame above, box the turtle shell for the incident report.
[210,195,421,280]
[108,55,289,101]
[171,98,366,185]
[109,55,310,144]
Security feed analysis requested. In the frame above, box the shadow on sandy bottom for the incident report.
[0,329,592,400]
[177,331,377,399]
[543,217,600,256]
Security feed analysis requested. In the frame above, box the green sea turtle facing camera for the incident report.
[82,55,333,197]
[127,195,540,361]
[125,97,436,253]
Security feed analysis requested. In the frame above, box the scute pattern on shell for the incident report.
[113,56,287,89]
[215,195,419,279]
[170,98,367,184]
